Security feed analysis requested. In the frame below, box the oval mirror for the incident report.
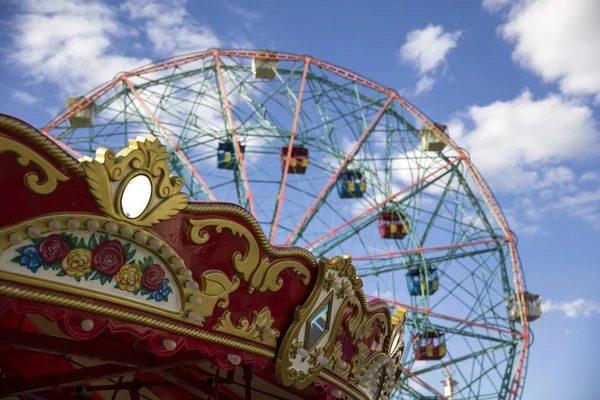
[121,174,152,219]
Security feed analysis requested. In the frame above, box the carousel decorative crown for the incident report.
[0,114,406,400]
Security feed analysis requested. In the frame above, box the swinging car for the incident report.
[280,145,309,174]
[336,170,367,198]
[406,266,439,296]
[377,210,410,239]
[217,141,246,170]
[412,331,446,360]
[419,123,448,152]
[507,292,542,322]
[66,97,96,129]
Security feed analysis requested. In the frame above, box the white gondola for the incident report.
[419,123,448,152]
[251,56,278,79]
[507,292,542,322]
[66,97,96,129]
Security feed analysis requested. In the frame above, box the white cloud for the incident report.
[498,0,600,101]
[7,0,235,97]
[121,0,221,55]
[483,0,514,12]
[7,0,151,94]
[12,90,39,105]
[447,90,599,192]
[580,171,600,183]
[227,3,261,21]
[399,25,462,75]
[543,298,600,318]
[398,24,461,96]
[414,75,435,95]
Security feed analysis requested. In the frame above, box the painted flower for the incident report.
[141,264,165,291]
[152,282,172,302]
[19,245,43,271]
[116,264,142,292]
[36,234,70,264]
[91,240,126,276]
[61,249,92,278]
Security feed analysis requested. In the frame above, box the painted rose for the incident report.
[36,234,70,264]
[61,249,92,278]
[91,240,126,276]
[141,264,165,291]
[116,264,142,292]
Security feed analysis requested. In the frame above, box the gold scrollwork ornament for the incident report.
[188,218,310,293]
[214,307,280,347]
[80,135,188,227]
[0,134,69,195]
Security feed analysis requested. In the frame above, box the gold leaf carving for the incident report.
[346,297,389,342]
[195,271,240,318]
[188,218,310,293]
[328,342,350,380]
[0,134,69,195]
[80,136,188,227]
[214,307,280,347]
[349,342,370,384]
[289,338,303,358]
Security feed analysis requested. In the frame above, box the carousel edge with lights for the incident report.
[0,114,407,400]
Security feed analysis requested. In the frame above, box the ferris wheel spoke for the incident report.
[120,76,216,200]
[353,238,507,262]
[269,58,311,242]
[283,94,395,246]
[401,367,448,399]
[214,54,256,216]
[366,295,520,337]
[428,322,512,345]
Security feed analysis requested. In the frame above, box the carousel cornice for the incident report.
[0,114,406,400]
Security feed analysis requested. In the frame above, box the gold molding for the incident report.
[0,282,276,358]
[81,136,189,227]
[276,256,356,390]
[0,213,234,325]
[328,342,351,380]
[0,214,185,319]
[0,134,69,194]
[214,307,280,347]
[188,218,311,293]
[184,204,317,268]
[0,115,84,176]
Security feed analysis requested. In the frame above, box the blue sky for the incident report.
[1,0,600,399]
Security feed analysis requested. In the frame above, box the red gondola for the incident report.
[377,210,409,239]
[280,145,309,174]
[412,331,446,360]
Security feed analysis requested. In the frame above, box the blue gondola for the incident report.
[336,170,367,198]
[406,266,439,296]
[217,141,246,170]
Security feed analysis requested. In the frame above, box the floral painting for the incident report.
[12,233,173,302]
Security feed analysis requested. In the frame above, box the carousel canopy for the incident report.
[0,114,406,400]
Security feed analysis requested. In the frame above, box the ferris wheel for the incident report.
[41,49,541,400]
